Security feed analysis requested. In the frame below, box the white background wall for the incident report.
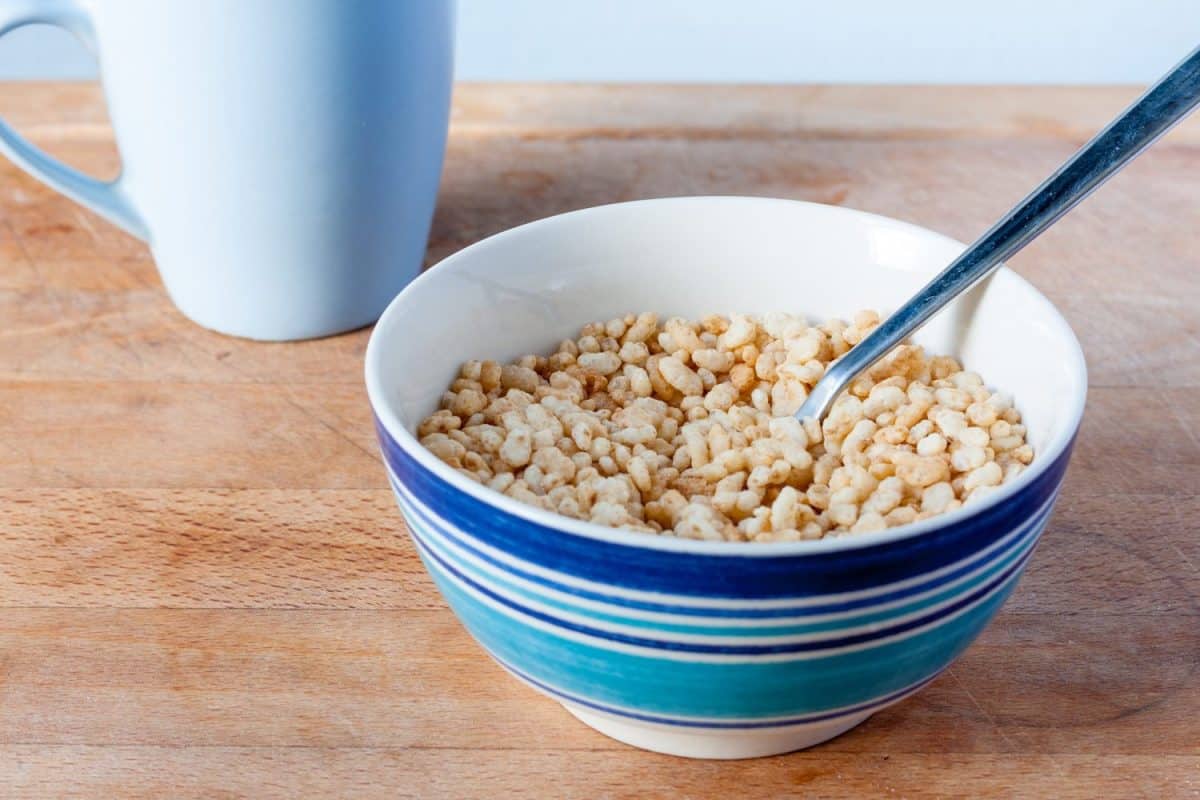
[1,0,1197,83]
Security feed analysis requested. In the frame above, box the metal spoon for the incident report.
[795,44,1200,424]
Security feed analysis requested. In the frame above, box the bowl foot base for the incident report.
[562,704,872,759]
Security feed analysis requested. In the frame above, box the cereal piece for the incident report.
[934,387,971,411]
[612,424,657,446]
[704,382,739,412]
[532,447,576,490]
[720,314,758,350]
[785,329,823,363]
[665,318,703,354]
[727,362,755,394]
[422,433,466,467]
[619,341,650,365]
[692,348,735,373]
[499,427,533,468]
[950,444,987,472]
[577,351,623,375]
[959,426,990,448]
[862,477,903,516]
[921,482,956,514]
[931,407,967,439]
[827,503,858,528]
[1003,462,1026,483]
[896,454,951,488]
[863,384,905,420]
[674,502,733,541]
[754,350,785,381]
[625,364,653,397]
[963,461,1003,492]
[851,511,887,534]
[992,433,1024,451]
[590,501,630,527]
[488,472,515,493]
[623,312,658,344]
[874,424,907,446]
[500,364,541,394]
[460,360,484,382]
[768,486,806,531]
[966,401,998,427]
[965,484,999,504]
[658,356,704,397]
[645,354,677,400]
[916,433,947,456]
[418,409,461,437]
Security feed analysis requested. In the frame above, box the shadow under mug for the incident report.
[0,0,455,340]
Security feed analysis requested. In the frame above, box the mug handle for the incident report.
[0,0,146,240]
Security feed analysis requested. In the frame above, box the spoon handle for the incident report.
[796,44,1200,423]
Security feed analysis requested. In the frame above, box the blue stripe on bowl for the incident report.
[377,417,1074,600]
[401,488,1047,640]
[417,538,1025,717]
[496,657,949,730]
[392,469,1052,619]
[409,521,1036,656]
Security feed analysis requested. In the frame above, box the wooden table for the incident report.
[1,83,1197,798]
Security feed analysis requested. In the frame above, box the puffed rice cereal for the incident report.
[417,311,1033,543]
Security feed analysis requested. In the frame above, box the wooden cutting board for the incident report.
[0,82,1197,799]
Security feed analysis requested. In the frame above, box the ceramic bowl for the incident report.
[364,197,1086,759]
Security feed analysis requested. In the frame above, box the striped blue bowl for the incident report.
[365,198,1087,758]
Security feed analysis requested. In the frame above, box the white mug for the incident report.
[0,0,454,340]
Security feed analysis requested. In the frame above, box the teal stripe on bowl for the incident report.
[418,544,1024,719]
[405,501,1045,641]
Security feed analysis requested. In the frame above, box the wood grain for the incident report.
[0,490,1194,612]
[0,83,1197,798]
[5,749,1194,800]
[0,609,1196,754]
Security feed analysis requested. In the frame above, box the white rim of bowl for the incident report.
[365,196,1088,556]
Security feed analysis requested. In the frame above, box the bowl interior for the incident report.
[368,197,1085,526]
